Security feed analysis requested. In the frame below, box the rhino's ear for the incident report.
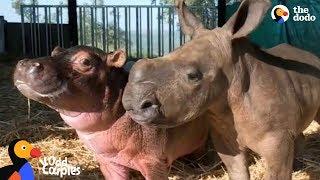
[106,49,126,68]
[175,0,205,38]
[222,0,271,39]
[51,46,66,56]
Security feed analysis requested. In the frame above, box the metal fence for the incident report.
[21,5,218,58]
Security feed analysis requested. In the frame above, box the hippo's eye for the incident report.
[186,69,203,82]
[81,59,91,67]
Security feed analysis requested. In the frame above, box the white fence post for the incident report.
[0,16,5,54]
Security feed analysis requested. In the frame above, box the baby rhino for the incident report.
[13,46,209,179]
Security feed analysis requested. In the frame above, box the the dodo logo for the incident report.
[0,139,41,180]
[271,5,290,24]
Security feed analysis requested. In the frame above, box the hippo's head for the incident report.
[14,46,127,131]
[122,0,270,127]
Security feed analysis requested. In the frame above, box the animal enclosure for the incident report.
[20,4,217,57]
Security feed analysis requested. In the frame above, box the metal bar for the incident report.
[136,7,139,57]
[68,0,78,46]
[60,7,64,48]
[37,7,41,56]
[124,7,128,56]
[83,7,86,45]
[150,7,153,57]
[157,7,160,57]
[79,7,83,45]
[33,6,37,56]
[168,7,172,52]
[172,6,175,50]
[45,7,49,55]
[30,7,34,56]
[91,7,94,46]
[95,4,98,47]
[128,7,131,57]
[139,7,142,57]
[106,7,109,52]
[161,7,164,55]
[21,6,26,56]
[117,7,120,49]
[113,7,117,50]
[32,6,36,56]
[49,7,52,51]
[102,7,106,51]
[56,7,60,47]
[179,12,183,46]
[147,7,150,58]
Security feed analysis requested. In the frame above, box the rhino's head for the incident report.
[122,0,270,127]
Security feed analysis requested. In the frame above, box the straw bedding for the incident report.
[1,62,319,180]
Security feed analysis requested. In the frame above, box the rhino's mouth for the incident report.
[15,80,68,98]
[127,108,181,128]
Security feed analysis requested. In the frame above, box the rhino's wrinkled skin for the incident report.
[122,0,320,179]
[13,46,209,179]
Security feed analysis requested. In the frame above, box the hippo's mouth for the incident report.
[14,80,68,98]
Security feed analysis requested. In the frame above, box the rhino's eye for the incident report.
[186,69,203,82]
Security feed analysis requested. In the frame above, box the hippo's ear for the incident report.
[222,0,271,39]
[51,46,66,56]
[106,49,126,68]
[175,0,205,38]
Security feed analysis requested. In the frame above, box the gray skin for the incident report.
[122,0,320,179]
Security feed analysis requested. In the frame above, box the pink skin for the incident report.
[13,46,209,180]
[60,108,208,179]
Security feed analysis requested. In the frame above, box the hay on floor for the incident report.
[1,63,319,180]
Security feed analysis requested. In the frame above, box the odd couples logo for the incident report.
[0,139,81,178]
[40,156,81,178]
[271,4,317,23]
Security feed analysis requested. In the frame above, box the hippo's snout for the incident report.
[16,59,44,76]
[14,58,64,97]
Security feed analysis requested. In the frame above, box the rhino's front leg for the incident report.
[257,132,294,180]
[218,151,249,180]
[99,162,130,180]
[209,130,249,180]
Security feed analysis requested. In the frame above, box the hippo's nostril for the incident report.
[18,60,26,67]
[140,100,153,109]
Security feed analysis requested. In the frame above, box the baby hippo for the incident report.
[13,46,208,180]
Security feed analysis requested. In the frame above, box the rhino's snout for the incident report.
[123,83,162,125]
